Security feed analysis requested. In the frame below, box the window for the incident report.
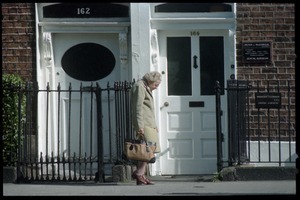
[155,3,232,13]
[200,37,224,95]
[151,3,234,19]
[167,37,192,96]
[61,43,115,81]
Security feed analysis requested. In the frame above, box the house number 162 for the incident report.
[77,8,90,15]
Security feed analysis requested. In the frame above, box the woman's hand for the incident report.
[138,128,144,135]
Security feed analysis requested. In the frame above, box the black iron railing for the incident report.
[215,80,296,172]
[3,81,135,183]
[3,79,296,182]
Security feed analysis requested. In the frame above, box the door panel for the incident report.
[158,30,228,175]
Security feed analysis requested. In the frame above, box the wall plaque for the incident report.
[255,92,281,109]
[242,41,272,63]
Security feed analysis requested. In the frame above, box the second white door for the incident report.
[158,30,229,175]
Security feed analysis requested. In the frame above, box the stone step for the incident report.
[219,166,296,181]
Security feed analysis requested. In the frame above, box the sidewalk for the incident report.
[3,178,297,197]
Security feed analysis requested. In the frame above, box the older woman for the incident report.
[131,71,161,185]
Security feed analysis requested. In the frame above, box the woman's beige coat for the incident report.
[131,79,161,153]
[131,79,157,131]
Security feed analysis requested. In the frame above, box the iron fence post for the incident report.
[94,84,104,183]
[215,81,223,172]
[16,82,22,183]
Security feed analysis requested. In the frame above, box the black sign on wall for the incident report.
[242,41,272,63]
[255,92,281,109]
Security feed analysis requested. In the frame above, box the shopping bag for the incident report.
[124,139,156,163]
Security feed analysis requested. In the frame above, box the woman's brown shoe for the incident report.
[131,172,137,180]
[135,174,147,185]
[143,176,155,185]
[132,172,147,185]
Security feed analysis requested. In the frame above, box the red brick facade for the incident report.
[236,3,295,82]
[2,3,36,82]
[235,3,295,140]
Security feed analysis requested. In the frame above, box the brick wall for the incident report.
[2,3,36,82]
[236,3,295,140]
[236,3,295,83]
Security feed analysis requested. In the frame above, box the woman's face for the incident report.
[148,80,161,91]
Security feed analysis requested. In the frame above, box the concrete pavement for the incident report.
[3,179,297,197]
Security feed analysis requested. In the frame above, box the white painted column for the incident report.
[130,3,151,80]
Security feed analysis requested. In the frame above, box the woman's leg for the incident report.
[132,161,154,185]
[132,161,147,185]
[142,164,154,185]
[134,161,147,175]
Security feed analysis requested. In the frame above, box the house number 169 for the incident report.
[77,8,90,15]
[191,31,200,36]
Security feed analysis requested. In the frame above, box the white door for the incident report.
[158,30,229,175]
[49,33,120,160]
